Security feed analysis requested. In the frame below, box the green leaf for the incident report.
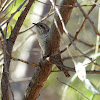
[83,79,100,94]
[75,62,86,81]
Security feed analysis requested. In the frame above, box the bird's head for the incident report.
[33,22,49,34]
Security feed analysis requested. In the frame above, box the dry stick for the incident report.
[0,41,39,67]
[57,78,89,100]
[5,50,39,67]
[19,6,54,34]
[19,1,97,34]
[50,0,100,70]
[61,0,98,58]
[5,47,100,74]
[74,0,100,36]
[9,77,32,83]
[1,0,31,99]
[64,0,98,60]
[58,0,98,55]
[0,38,100,75]
[52,57,100,74]
[50,0,94,63]
[74,0,98,42]
[55,0,98,65]
[63,46,95,60]
[2,38,100,75]
[69,34,94,47]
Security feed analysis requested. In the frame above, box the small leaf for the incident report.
[83,79,100,94]
[75,62,86,81]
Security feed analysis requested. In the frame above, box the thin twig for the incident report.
[52,57,100,74]
[5,50,40,67]
[69,34,94,47]
[74,0,100,36]
[57,78,89,100]
[50,0,100,67]
[9,77,32,83]
[57,0,98,56]
[19,11,54,34]
[63,46,95,60]
[59,0,98,56]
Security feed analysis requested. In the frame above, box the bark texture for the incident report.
[1,0,35,100]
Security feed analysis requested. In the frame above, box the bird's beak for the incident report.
[32,23,37,25]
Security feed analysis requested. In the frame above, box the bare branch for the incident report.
[49,0,100,67]
[9,77,32,83]
[74,0,100,36]
[19,11,54,34]
[52,57,100,74]
[5,50,39,67]
[1,0,35,99]
[63,46,95,60]
[57,0,98,56]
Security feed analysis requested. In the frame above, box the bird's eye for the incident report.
[39,24,45,30]
[40,24,43,27]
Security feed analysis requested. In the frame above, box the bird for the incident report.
[33,22,70,77]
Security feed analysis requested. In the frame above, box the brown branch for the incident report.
[19,10,54,34]
[1,0,35,100]
[74,0,100,36]
[9,77,32,83]
[63,46,95,60]
[1,22,9,100]
[5,50,39,67]
[51,1,99,68]
[69,34,94,47]
[57,0,98,56]
[52,57,100,74]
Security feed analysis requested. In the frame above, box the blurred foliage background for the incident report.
[0,0,100,100]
